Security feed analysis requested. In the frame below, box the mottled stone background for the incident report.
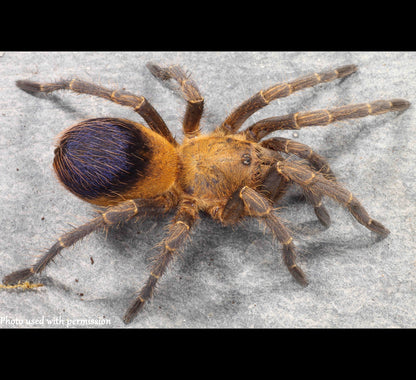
[0,51,414,328]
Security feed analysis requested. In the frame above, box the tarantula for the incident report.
[3,62,409,324]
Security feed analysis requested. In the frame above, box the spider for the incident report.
[3,62,410,324]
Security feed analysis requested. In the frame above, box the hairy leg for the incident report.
[2,196,176,286]
[215,65,358,135]
[261,138,335,226]
[239,186,308,285]
[16,78,177,146]
[123,196,198,324]
[276,161,390,237]
[261,137,336,180]
[147,63,204,138]
[220,167,290,225]
[303,188,331,227]
[241,99,410,141]
[220,185,308,285]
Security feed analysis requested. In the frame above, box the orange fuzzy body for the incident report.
[177,135,274,211]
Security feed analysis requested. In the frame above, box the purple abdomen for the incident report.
[53,118,152,204]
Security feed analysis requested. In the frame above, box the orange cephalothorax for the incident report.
[178,135,275,206]
[53,118,178,206]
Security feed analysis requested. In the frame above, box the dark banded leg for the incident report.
[303,188,331,227]
[220,167,290,225]
[123,197,198,324]
[259,165,292,207]
[2,198,174,286]
[276,161,390,237]
[147,63,204,137]
[238,186,308,286]
[215,64,358,135]
[15,78,177,146]
[261,137,335,226]
[261,137,336,180]
[2,216,105,285]
[242,98,410,141]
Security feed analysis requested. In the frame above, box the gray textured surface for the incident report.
[0,51,415,328]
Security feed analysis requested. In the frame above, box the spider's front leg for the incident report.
[221,186,308,286]
[261,138,335,227]
[123,196,199,324]
[275,161,390,237]
[216,64,358,135]
[261,137,336,181]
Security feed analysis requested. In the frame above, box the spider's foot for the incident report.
[146,63,171,81]
[314,205,331,228]
[2,267,34,285]
[15,80,42,94]
[391,98,411,111]
[289,264,309,287]
[368,219,390,239]
[123,297,146,324]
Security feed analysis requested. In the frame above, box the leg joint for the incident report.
[283,237,293,246]
[134,96,145,111]
[164,243,176,253]
[259,90,270,105]
[276,162,289,180]
[102,212,110,225]
[175,220,190,230]
[69,79,77,90]
[129,200,139,215]
[293,113,300,129]
[150,272,160,279]
[303,172,316,185]
[58,237,67,248]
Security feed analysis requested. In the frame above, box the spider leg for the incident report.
[302,188,331,228]
[123,197,198,324]
[261,137,335,227]
[215,64,358,135]
[262,168,292,205]
[2,197,175,286]
[275,161,390,237]
[261,137,336,180]
[15,78,177,146]
[241,98,410,142]
[146,62,204,138]
[238,186,308,286]
[220,167,290,225]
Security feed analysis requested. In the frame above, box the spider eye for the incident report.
[241,153,251,166]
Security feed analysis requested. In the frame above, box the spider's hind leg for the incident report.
[15,77,177,146]
[146,62,204,138]
[2,216,106,285]
[2,198,173,286]
[123,197,198,324]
